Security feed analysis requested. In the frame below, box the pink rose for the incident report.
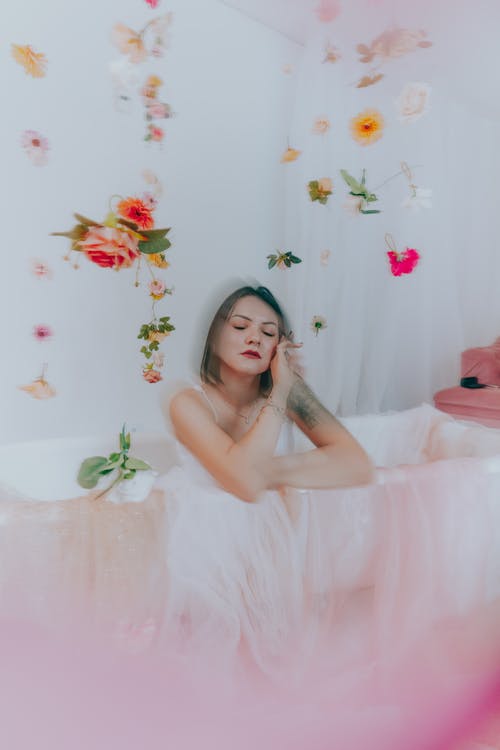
[148,279,166,299]
[78,226,140,269]
[147,102,170,119]
[143,369,163,383]
[149,125,164,142]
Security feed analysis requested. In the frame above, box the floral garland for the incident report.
[52,194,174,382]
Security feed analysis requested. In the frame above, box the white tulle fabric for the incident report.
[0,405,499,685]
[155,404,500,681]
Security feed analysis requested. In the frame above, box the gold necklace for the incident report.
[216,389,261,425]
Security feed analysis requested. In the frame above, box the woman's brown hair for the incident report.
[200,286,290,394]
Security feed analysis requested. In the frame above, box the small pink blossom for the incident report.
[33,325,53,340]
[143,368,163,384]
[146,124,164,143]
[142,192,158,210]
[21,130,49,166]
[151,45,164,58]
[149,279,167,299]
[144,0,160,7]
[147,101,171,119]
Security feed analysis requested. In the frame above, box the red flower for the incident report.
[117,197,154,230]
[78,226,140,269]
[387,248,420,277]
[143,369,163,383]
[33,324,53,340]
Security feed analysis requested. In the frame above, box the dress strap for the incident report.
[194,384,219,424]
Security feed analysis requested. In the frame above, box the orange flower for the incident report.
[281,147,301,163]
[350,109,384,145]
[117,197,154,230]
[11,44,47,77]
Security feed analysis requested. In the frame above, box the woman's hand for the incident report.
[270,335,303,399]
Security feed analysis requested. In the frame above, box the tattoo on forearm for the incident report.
[287,379,336,429]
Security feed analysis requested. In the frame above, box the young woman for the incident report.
[169,285,374,503]
[157,285,375,677]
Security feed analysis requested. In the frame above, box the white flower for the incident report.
[396,82,431,123]
[343,195,363,215]
[320,249,331,266]
[152,352,165,368]
[100,469,158,504]
[402,187,432,211]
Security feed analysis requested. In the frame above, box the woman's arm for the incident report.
[169,384,290,503]
[267,378,374,490]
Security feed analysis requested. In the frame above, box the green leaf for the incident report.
[340,169,364,194]
[124,457,152,471]
[119,426,131,452]
[123,471,136,480]
[360,209,381,214]
[74,213,100,227]
[290,255,302,264]
[51,224,88,242]
[284,257,291,267]
[140,228,171,241]
[138,237,171,255]
[268,257,277,269]
[116,218,139,231]
[77,456,109,489]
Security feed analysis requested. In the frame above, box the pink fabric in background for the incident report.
[461,338,500,386]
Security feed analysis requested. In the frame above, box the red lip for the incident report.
[241,350,261,359]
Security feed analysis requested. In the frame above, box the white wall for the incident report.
[0,0,302,443]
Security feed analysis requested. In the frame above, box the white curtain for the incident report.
[275,0,500,416]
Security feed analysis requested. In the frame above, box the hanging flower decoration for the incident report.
[396,82,431,123]
[142,168,163,198]
[356,73,384,89]
[19,364,56,399]
[320,250,331,266]
[350,109,385,146]
[281,146,301,163]
[111,14,173,63]
[311,316,328,336]
[33,325,53,341]
[267,250,302,270]
[315,0,341,23]
[308,178,333,204]
[385,234,420,277]
[323,42,341,63]
[312,117,331,135]
[357,28,432,65]
[30,259,52,279]
[340,169,380,214]
[141,74,173,143]
[52,193,174,382]
[11,44,47,77]
[400,162,432,212]
[21,130,49,166]
[138,317,174,381]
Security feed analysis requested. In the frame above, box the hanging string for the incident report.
[385,233,398,253]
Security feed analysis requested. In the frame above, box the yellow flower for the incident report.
[350,109,385,145]
[147,253,169,269]
[148,331,169,343]
[280,147,301,163]
[146,74,163,88]
[11,44,47,77]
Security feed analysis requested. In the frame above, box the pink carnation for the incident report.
[387,248,420,277]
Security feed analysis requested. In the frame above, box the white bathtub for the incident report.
[0,432,180,501]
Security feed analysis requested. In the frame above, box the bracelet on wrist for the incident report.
[261,400,287,421]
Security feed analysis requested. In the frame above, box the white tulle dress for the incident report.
[0,394,499,690]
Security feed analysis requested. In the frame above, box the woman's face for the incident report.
[215,296,281,376]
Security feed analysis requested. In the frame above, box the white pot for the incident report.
[96,469,158,504]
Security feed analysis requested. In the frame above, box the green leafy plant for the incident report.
[340,169,380,214]
[138,316,175,359]
[267,250,302,270]
[77,425,152,499]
